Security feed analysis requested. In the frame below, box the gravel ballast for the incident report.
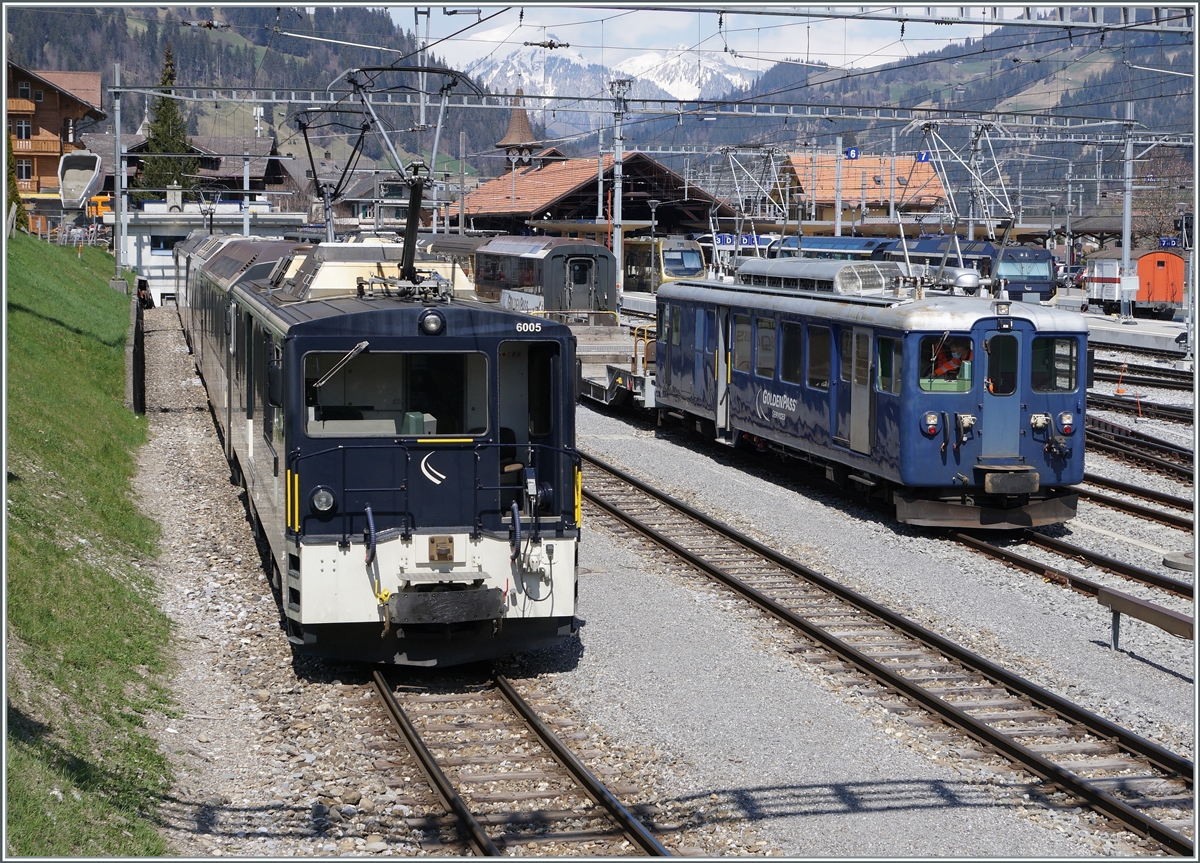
[134,305,1190,856]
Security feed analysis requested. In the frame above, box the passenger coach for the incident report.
[654,273,1088,528]
[176,233,581,666]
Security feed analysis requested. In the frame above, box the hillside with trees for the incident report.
[6,6,511,176]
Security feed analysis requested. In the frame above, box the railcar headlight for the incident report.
[311,486,336,513]
[418,309,445,335]
[1059,411,1075,435]
[923,412,939,435]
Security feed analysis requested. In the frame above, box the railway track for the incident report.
[371,671,670,856]
[1087,394,1194,425]
[1092,358,1194,393]
[580,453,1194,855]
[957,529,1193,600]
[1073,475,1194,531]
[1085,417,1194,483]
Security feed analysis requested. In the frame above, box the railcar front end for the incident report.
[892,301,1086,527]
[273,305,580,666]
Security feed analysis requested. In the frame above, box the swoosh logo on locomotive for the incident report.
[420,452,446,485]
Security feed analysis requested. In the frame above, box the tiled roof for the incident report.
[466,155,615,217]
[36,70,104,112]
[785,153,946,208]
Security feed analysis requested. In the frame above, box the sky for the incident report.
[398,5,987,77]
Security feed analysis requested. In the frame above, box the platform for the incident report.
[1083,311,1189,355]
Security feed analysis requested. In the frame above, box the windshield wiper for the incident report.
[313,340,369,388]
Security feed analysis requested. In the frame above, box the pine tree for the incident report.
[134,44,197,203]
[7,132,30,232]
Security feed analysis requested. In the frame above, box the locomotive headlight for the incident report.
[311,486,336,513]
[418,309,446,335]
[1059,411,1075,435]
[923,412,939,435]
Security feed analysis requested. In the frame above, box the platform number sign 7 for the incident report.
[845,147,859,160]
[916,151,931,162]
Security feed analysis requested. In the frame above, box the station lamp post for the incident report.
[1046,194,1060,262]
[648,199,661,239]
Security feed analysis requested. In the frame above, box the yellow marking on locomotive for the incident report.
[292,472,300,530]
[417,438,473,443]
[286,470,292,530]
[574,466,582,525]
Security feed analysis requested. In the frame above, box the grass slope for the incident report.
[6,233,175,856]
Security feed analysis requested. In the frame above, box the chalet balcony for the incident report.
[7,98,35,113]
[16,180,38,192]
[12,138,62,154]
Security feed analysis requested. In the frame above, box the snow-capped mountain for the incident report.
[466,37,760,139]
[613,44,761,101]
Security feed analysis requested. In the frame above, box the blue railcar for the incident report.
[654,272,1087,528]
[882,237,1057,303]
[771,235,1057,302]
[772,235,899,261]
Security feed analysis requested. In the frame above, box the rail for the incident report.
[372,671,499,856]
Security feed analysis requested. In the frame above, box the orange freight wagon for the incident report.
[1136,249,1187,319]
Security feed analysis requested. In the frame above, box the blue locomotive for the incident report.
[772,235,1058,302]
[176,229,581,666]
[652,259,1087,528]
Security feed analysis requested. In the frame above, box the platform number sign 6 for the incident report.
[845,147,859,160]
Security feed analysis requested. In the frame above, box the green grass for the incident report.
[6,233,175,856]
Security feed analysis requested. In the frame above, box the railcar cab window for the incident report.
[663,248,704,277]
[779,321,804,384]
[304,351,488,437]
[807,326,831,390]
[1031,337,1078,392]
[755,318,777,377]
[919,335,973,393]
[732,314,752,372]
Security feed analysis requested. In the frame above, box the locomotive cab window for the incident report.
[304,350,488,437]
[1031,337,1077,392]
[919,335,974,393]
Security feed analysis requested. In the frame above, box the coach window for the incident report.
[877,337,902,394]
[732,314,752,372]
[840,331,853,382]
[304,351,488,437]
[755,318,777,377]
[807,326,831,390]
[1031,337,1078,392]
[671,304,682,347]
[779,321,803,384]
